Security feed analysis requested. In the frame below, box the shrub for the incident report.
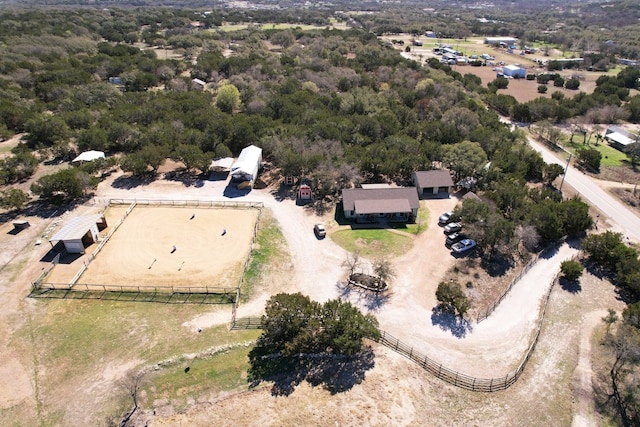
[561,259,584,281]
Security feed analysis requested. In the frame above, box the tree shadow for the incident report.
[163,170,206,187]
[223,183,251,198]
[480,251,514,277]
[430,304,473,338]
[558,277,582,293]
[335,281,393,312]
[248,347,375,396]
[208,170,229,182]
[111,174,156,189]
[540,244,561,260]
[269,183,296,203]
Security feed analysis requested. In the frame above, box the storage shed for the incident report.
[503,64,526,78]
[231,145,262,185]
[49,215,106,254]
[297,184,312,201]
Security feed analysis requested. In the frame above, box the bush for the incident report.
[561,260,584,281]
[436,281,470,317]
[538,84,548,93]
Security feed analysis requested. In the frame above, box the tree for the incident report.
[23,115,70,150]
[30,168,96,204]
[538,84,548,94]
[560,196,593,237]
[342,252,362,277]
[544,163,566,186]
[251,293,379,358]
[625,142,640,168]
[118,371,147,427]
[0,188,29,211]
[489,76,509,90]
[582,231,625,272]
[435,281,470,317]
[172,144,210,174]
[216,83,241,113]
[120,145,169,177]
[565,78,580,90]
[441,140,487,183]
[372,258,395,286]
[576,146,602,171]
[561,259,584,281]
[0,146,39,185]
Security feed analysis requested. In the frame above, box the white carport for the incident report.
[72,150,105,163]
[49,215,104,254]
[210,157,234,171]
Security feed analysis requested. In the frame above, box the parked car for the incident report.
[444,222,462,234]
[314,223,326,238]
[438,211,454,225]
[445,232,465,246]
[451,239,477,253]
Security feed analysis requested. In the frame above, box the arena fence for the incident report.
[230,264,569,392]
[32,199,263,301]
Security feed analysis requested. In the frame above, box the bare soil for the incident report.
[45,205,258,289]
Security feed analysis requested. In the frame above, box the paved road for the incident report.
[527,136,640,243]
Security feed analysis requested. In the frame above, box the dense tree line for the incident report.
[0,7,597,251]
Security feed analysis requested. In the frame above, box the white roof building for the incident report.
[231,145,262,184]
[72,150,105,163]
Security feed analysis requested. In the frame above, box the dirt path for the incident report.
[571,311,605,427]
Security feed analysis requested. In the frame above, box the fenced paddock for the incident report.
[35,199,262,298]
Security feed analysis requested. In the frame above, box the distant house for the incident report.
[192,78,206,90]
[605,127,638,151]
[341,187,420,223]
[412,170,454,197]
[502,64,526,78]
[484,37,518,46]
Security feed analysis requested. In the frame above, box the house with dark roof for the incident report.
[412,170,454,197]
[341,187,420,223]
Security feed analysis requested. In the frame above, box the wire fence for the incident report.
[107,198,264,209]
[35,282,239,295]
[229,259,571,392]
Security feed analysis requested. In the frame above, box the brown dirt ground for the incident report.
[45,205,259,289]
[382,34,603,104]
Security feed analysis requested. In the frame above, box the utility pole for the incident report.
[558,153,572,195]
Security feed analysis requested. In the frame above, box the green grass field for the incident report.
[331,228,413,258]
[565,140,630,167]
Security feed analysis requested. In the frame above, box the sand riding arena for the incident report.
[32,199,262,302]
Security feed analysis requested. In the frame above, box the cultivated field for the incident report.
[44,204,260,290]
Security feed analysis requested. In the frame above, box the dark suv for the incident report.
[446,232,465,246]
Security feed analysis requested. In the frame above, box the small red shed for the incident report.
[298,184,312,201]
